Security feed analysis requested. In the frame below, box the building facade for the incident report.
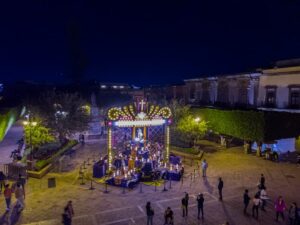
[257,66,300,110]
[184,73,260,108]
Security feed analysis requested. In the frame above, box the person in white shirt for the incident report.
[252,194,262,219]
[260,187,268,211]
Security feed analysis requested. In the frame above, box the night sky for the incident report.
[1,1,300,86]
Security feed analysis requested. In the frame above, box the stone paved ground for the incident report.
[0,140,300,225]
[0,124,23,164]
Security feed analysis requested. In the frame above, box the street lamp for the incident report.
[194,117,201,123]
[23,120,37,165]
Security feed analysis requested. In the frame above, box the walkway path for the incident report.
[0,124,23,164]
[1,142,299,225]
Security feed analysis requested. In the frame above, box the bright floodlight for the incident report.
[23,121,29,126]
[31,122,37,126]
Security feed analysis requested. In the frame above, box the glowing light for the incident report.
[108,128,112,170]
[194,117,201,122]
[115,119,166,127]
[101,85,107,89]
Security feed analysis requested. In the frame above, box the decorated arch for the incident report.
[106,100,172,171]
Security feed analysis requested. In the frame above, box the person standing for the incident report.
[243,189,250,214]
[218,177,224,201]
[252,194,261,219]
[15,183,25,212]
[181,196,187,217]
[288,202,297,225]
[66,201,74,222]
[260,174,265,189]
[62,207,72,225]
[196,193,204,219]
[260,187,268,211]
[0,171,6,193]
[146,201,154,225]
[275,196,286,222]
[3,184,12,211]
[201,159,208,177]
[185,193,189,216]
[164,207,173,225]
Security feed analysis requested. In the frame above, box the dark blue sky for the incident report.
[1,1,300,86]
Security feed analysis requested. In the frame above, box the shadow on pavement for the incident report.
[203,177,214,194]
[9,205,22,225]
[0,211,9,225]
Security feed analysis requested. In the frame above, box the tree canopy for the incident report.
[26,91,90,141]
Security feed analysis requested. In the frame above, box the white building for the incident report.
[257,65,300,110]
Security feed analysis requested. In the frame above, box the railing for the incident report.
[0,163,26,180]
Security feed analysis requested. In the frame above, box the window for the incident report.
[289,86,300,108]
[265,86,276,107]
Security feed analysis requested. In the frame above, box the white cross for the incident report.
[139,99,146,111]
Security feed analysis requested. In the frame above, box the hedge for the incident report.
[192,108,300,142]
[170,146,200,155]
[34,140,78,171]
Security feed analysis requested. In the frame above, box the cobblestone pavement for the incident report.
[0,140,300,225]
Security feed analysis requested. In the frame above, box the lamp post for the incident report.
[23,120,37,169]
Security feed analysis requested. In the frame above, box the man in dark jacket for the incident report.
[218,177,224,201]
[181,197,187,217]
[243,189,250,214]
[260,174,265,189]
[197,193,204,219]
[62,207,71,225]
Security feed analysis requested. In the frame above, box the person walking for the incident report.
[260,187,268,211]
[17,174,26,197]
[146,201,154,225]
[201,159,208,177]
[164,207,174,225]
[66,201,74,222]
[275,196,286,222]
[218,177,224,201]
[252,193,261,219]
[3,184,12,211]
[15,183,25,212]
[243,189,250,214]
[260,174,265,189]
[196,193,204,219]
[288,202,297,225]
[62,207,72,225]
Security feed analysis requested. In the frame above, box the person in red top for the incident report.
[275,196,286,222]
[3,184,13,211]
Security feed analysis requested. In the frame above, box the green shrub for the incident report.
[34,140,78,171]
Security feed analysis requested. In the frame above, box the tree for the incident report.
[168,99,190,126]
[24,123,55,149]
[28,91,90,142]
[177,114,208,146]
